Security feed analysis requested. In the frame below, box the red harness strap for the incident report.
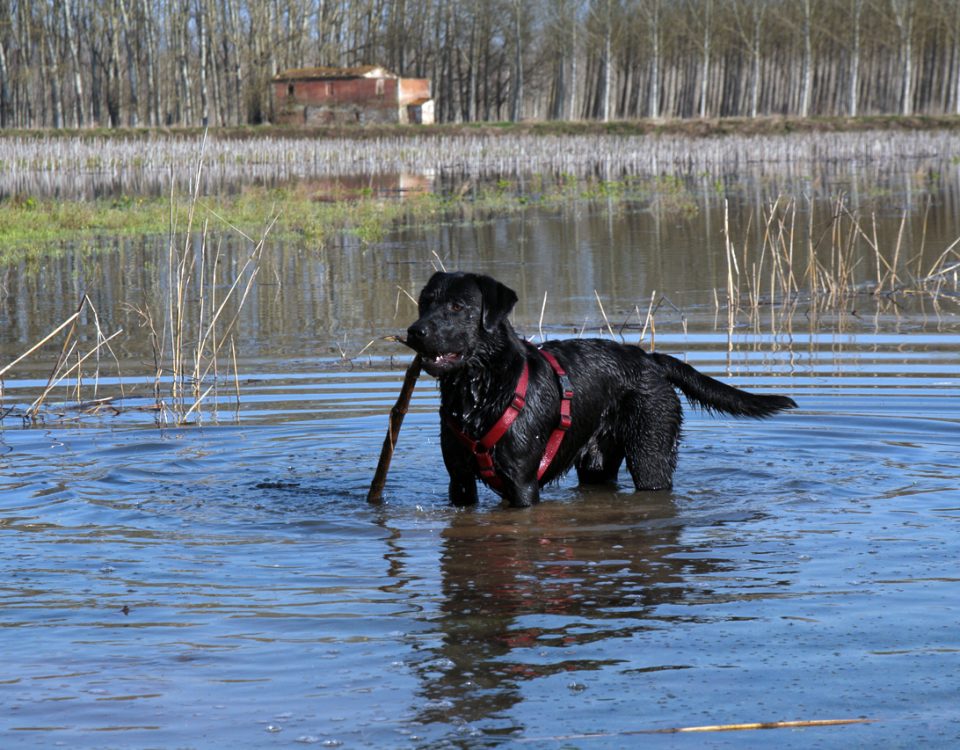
[445,349,573,492]
[536,349,573,481]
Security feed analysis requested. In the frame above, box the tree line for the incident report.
[1,0,959,129]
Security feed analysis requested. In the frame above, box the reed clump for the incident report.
[131,134,276,424]
[721,194,960,321]
[2,128,959,201]
[1,134,272,426]
[0,295,124,421]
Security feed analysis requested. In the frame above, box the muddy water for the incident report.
[2,191,960,747]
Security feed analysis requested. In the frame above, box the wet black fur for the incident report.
[406,271,797,508]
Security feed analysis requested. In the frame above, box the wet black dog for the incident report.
[406,271,796,507]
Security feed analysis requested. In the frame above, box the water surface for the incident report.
[2,170,960,747]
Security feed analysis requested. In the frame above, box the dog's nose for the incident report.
[406,321,427,343]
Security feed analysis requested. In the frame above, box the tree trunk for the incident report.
[62,0,87,127]
[750,6,762,117]
[117,0,139,126]
[511,1,524,121]
[43,22,64,128]
[0,36,9,128]
[799,0,812,116]
[849,0,861,116]
[892,0,914,116]
[602,1,612,121]
[196,0,210,125]
[177,0,194,124]
[141,0,160,125]
[699,0,711,118]
[107,11,122,127]
[646,0,661,118]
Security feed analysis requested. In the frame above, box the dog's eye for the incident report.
[449,302,463,313]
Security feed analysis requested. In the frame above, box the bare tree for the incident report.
[798,0,813,116]
[730,0,767,118]
[849,0,863,116]
[637,0,663,118]
[1,0,959,128]
[510,0,525,120]
[891,0,915,115]
[62,0,87,127]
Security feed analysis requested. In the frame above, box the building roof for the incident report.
[272,65,397,82]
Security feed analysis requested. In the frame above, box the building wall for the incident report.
[274,76,432,126]
[397,79,431,107]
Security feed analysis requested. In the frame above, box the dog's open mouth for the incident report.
[421,352,463,375]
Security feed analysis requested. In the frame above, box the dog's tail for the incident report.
[651,352,797,418]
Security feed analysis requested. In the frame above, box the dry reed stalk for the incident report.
[915,195,932,280]
[148,130,275,424]
[0,310,82,382]
[722,199,740,310]
[594,290,617,341]
[431,250,448,271]
[639,291,657,350]
[26,328,123,420]
[517,717,873,742]
[923,236,960,280]
[807,196,819,300]
[230,337,241,413]
[538,290,548,342]
[193,225,272,381]
[0,294,124,421]
[785,198,799,295]
[889,212,906,292]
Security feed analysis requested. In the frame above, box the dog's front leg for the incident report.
[441,429,480,506]
[447,476,479,506]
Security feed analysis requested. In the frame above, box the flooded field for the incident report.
[1,137,960,748]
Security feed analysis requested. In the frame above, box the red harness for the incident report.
[444,349,573,493]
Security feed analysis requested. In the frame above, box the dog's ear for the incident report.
[474,274,518,331]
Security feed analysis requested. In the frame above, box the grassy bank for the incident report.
[0,174,696,262]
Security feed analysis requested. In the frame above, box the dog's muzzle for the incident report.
[406,322,464,376]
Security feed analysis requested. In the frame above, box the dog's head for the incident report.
[406,272,518,377]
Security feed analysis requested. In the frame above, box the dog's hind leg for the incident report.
[620,383,682,491]
[575,431,624,485]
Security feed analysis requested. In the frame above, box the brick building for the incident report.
[272,65,434,126]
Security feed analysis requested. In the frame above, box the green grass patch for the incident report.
[0,174,700,262]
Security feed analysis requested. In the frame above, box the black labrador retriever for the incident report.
[406,271,796,507]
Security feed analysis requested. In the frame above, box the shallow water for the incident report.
[2,191,960,747]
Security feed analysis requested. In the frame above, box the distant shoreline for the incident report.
[3,114,960,141]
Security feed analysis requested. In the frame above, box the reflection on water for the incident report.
[412,493,702,730]
[2,348,957,747]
